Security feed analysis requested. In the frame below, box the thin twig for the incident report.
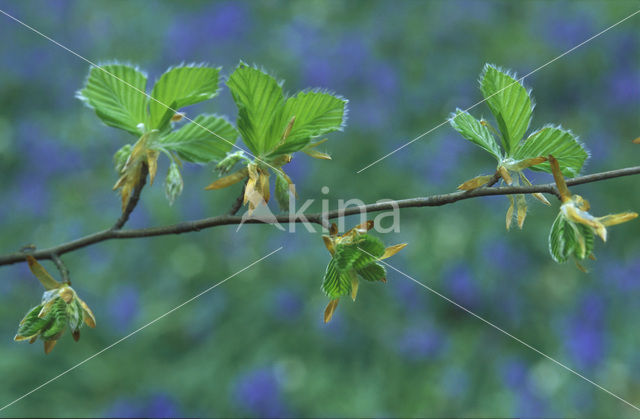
[51,254,71,285]
[111,164,149,230]
[1,165,639,267]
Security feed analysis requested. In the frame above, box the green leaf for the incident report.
[479,64,532,154]
[149,65,221,129]
[512,125,588,177]
[449,109,502,159]
[549,214,595,263]
[67,300,84,332]
[549,213,572,263]
[41,298,68,340]
[356,262,386,282]
[226,63,284,155]
[274,170,291,211]
[269,90,347,155]
[353,234,386,262]
[164,161,184,205]
[77,64,148,136]
[16,305,49,340]
[334,244,363,271]
[157,114,237,163]
[334,234,385,271]
[322,259,352,299]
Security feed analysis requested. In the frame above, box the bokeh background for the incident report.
[0,0,639,417]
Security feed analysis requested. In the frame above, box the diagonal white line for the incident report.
[0,247,283,413]
[0,8,281,172]
[358,247,640,413]
[356,8,640,173]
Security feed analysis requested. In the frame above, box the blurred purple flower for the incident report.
[303,36,371,89]
[563,293,605,369]
[18,121,84,175]
[303,57,335,88]
[145,393,181,418]
[350,99,387,128]
[233,368,288,417]
[608,69,640,107]
[200,2,249,41]
[104,399,143,418]
[315,309,348,340]
[482,238,529,275]
[442,263,478,308]
[583,131,611,168]
[430,136,470,185]
[13,172,50,216]
[613,32,638,67]
[391,277,427,311]
[166,3,249,58]
[501,359,528,388]
[104,393,180,418]
[517,388,548,417]
[108,284,139,330]
[271,289,304,320]
[370,63,398,99]
[544,14,593,50]
[605,258,640,291]
[578,293,604,324]
[282,155,308,185]
[395,325,446,360]
[566,323,604,369]
[335,37,370,80]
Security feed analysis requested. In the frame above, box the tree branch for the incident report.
[1,165,639,267]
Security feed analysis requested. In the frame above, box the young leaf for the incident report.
[356,262,386,282]
[449,109,502,159]
[15,305,50,341]
[269,90,347,155]
[157,114,237,163]
[274,169,293,211]
[26,255,62,290]
[149,65,221,129]
[164,161,184,205]
[226,63,284,155]
[549,213,595,263]
[512,126,588,177]
[322,259,352,299]
[77,64,148,136]
[333,234,385,271]
[479,64,532,154]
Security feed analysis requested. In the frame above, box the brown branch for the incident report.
[1,165,639,267]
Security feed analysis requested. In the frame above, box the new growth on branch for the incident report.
[4,61,639,352]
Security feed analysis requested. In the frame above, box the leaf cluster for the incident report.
[78,62,347,212]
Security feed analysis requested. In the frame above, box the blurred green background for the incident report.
[1,0,639,417]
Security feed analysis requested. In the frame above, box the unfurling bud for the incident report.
[216,151,247,174]
[164,161,184,206]
[113,144,133,173]
[171,112,185,122]
[14,285,96,354]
